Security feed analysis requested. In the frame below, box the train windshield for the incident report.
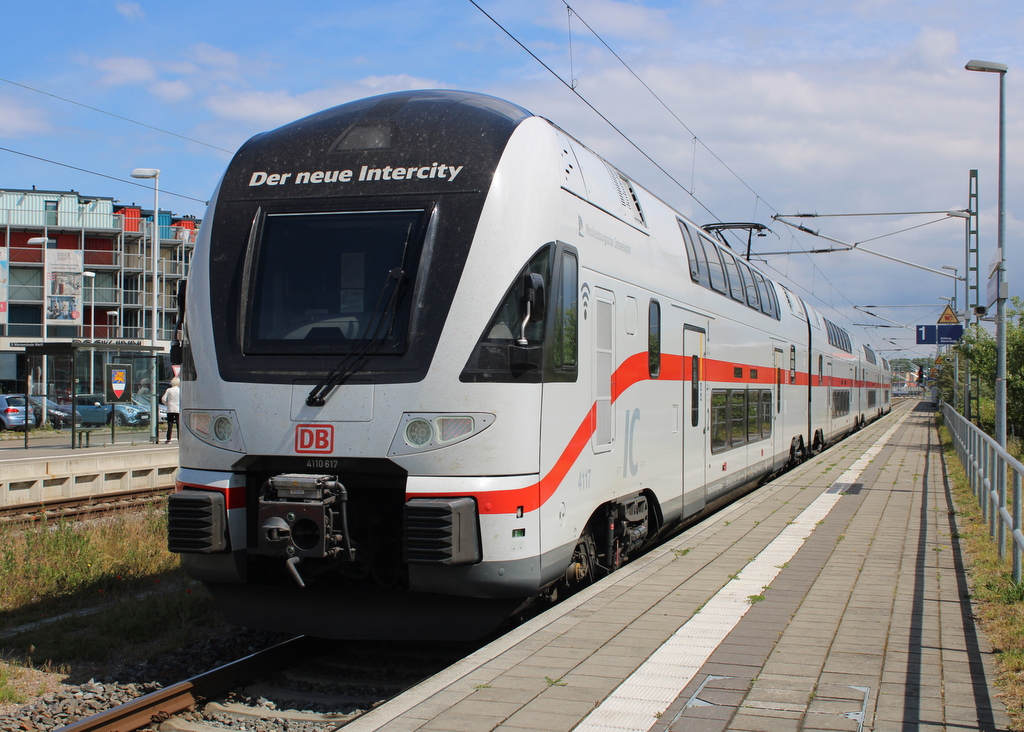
[246,209,427,355]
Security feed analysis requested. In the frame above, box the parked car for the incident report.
[28,397,80,429]
[0,395,34,431]
[134,393,167,423]
[74,394,150,427]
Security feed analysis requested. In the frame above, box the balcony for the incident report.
[0,209,121,230]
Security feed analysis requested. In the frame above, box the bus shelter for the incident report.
[20,342,165,449]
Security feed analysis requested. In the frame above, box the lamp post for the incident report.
[130,167,161,444]
[83,271,96,392]
[965,59,1008,449]
[26,236,56,420]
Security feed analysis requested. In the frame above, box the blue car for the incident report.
[74,394,151,427]
[0,395,35,431]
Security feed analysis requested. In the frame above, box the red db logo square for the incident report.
[295,424,334,454]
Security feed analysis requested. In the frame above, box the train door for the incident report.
[826,358,834,437]
[773,346,785,461]
[537,248,584,582]
[682,324,706,517]
[592,287,616,454]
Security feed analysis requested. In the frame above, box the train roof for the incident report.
[219,90,532,203]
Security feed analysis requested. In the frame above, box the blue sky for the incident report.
[2,0,1022,359]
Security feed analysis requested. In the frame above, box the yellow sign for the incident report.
[938,305,959,324]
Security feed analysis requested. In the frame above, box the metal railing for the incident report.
[941,402,1024,582]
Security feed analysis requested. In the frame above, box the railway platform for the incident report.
[0,432,178,509]
[350,400,1011,732]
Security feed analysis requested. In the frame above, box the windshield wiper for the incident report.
[305,266,407,407]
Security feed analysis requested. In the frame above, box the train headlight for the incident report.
[184,409,246,452]
[389,413,495,456]
[404,418,433,447]
[213,415,234,442]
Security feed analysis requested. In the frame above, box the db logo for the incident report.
[295,424,334,454]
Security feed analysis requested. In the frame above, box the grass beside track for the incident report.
[0,506,224,703]
[938,420,1024,729]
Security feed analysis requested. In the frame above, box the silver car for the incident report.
[0,395,35,431]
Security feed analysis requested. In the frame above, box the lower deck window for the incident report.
[832,389,851,418]
[712,388,772,454]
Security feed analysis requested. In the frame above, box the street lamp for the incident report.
[83,271,96,392]
[965,59,1008,449]
[130,167,161,444]
[25,237,57,416]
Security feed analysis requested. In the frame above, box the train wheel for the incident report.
[565,529,599,588]
[788,437,806,468]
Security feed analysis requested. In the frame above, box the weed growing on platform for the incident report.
[939,421,1024,729]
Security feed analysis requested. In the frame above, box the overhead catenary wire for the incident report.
[0,145,209,205]
[0,76,234,154]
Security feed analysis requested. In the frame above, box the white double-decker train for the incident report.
[168,90,891,639]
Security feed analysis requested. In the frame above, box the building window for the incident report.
[9,268,42,301]
[8,305,41,337]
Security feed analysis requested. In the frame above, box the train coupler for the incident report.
[255,474,355,577]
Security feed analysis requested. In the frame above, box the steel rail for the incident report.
[57,636,311,732]
[0,487,171,524]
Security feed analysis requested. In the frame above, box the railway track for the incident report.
[58,635,481,732]
[0,487,171,525]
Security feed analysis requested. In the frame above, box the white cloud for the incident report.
[357,74,448,92]
[203,74,448,129]
[520,0,675,43]
[895,27,960,72]
[115,2,143,20]
[0,96,51,137]
[151,80,192,102]
[205,90,317,127]
[189,43,243,76]
[94,56,157,86]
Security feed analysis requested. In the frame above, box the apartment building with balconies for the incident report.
[0,186,198,393]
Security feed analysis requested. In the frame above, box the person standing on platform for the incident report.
[161,377,180,443]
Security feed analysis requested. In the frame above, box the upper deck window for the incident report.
[245,208,428,355]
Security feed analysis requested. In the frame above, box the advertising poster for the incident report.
[44,249,84,326]
[0,247,8,325]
